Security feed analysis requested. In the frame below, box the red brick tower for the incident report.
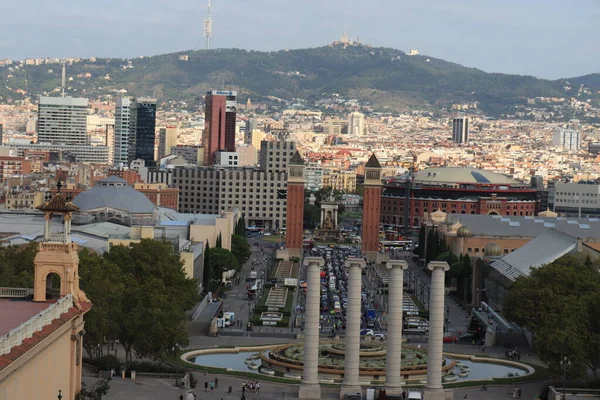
[285,151,305,257]
[362,153,382,261]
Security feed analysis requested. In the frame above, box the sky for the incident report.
[1,0,598,79]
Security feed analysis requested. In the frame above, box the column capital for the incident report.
[344,257,366,269]
[386,260,409,271]
[427,261,450,272]
[303,256,325,268]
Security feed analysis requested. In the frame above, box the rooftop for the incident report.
[414,167,524,186]
[0,298,52,336]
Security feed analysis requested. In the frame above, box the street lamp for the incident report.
[57,390,63,400]
[560,356,571,400]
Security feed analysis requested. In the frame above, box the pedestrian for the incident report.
[214,377,219,388]
[512,387,517,398]
[204,381,208,392]
[518,388,522,399]
[210,381,214,392]
[180,395,184,400]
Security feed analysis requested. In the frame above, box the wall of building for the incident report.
[0,316,83,400]
[445,235,532,257]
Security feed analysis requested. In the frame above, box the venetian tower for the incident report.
[362,153,383,261]
[285,151,305,258]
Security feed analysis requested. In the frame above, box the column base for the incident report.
[383,385,403,397]
[364,251,378,263]
[298,383,321,400]
[287,248,302,259]
[340,384,362,400]
[423,387,448,400]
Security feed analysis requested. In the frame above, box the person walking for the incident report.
[204,381,208,392]
[210,381,214,392]
[214,377,219,389]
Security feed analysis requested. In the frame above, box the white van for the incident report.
[407,389,422,400]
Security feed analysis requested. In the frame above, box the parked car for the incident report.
[459,333,475,342]
[443,335,457,343]
[374,333,386,340]
[360,329,374,336]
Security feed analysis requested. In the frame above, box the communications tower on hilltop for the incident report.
[204,0,213,50]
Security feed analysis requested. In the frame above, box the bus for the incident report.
[403,317,429,334]
[245,226,263,237]
[380,240,413,251]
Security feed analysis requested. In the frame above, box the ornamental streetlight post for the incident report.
[57,390,63,400]
[560,356,570,400]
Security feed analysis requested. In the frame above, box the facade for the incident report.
[235,144,257,166]
[172,145,203,166]
[362,154,383,260]
[0,123,3,144]
[37,96,88,145]
[113,97,131,166]
[348,111,366,136]
[158,126,178,159]
[322,170,357,193]
[4,191,44,210]
[7,142,109,164]
[259,140,297,173]
[588,142,600,155]
[128,98,157,165]
[215,151,239,167]
[203,90,237,165]
[553,127,580,150]
[304,162,324,192]
[0,156,32,181]
[381,167,539,229]
[550,181,600,217]
[173,166,287,230]
[133,182,179,210]
[452,116,469,144]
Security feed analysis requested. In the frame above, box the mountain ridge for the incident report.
[1,44,598,116]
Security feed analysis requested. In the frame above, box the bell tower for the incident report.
[362,154,382,262]
[34,181,88,304]
[285,151,305,258]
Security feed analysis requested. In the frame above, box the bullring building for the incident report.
[380,167,539,229]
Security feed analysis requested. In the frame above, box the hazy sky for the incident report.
[1,0,598,79]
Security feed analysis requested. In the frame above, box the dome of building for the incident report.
[430,210,447,223]
[414,167,523,186]
[456,225,472,238]
[538,208,558,218]
[484,242,502,257]
[72,176,155,214]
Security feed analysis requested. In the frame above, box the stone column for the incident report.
[385,260,409,395]
[340,258,366,400]
[424,261,450,400]
[299,256,325,400]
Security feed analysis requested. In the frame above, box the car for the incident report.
[263,232,272,236]
[374,333,386,340]
[459,333,475,342]
[360,329,374,336]
[443,335,457,343]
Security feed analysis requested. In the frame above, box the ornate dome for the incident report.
[484,242,502,257]
[456,225,472,238]
[538,208,558,218]
[72,176,155,214]
[430,210,447,223]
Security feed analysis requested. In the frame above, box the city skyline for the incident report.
[1,0,598,80]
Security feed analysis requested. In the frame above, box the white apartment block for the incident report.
[551,181,600,217]
[553,128,580,151]
[348,111,366,136]
[304,162,324,192]
[114,97,131,166]
[37,96,88,145]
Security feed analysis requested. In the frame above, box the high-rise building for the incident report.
[452,116,469,144]
[113,97,131,166]
[348,112,365,136]
[37,96,88,145]
[128,98,157,165]
[0,123,3,145]
[259,140,296,173]
[553,127,580,150]
[158,126,178,159]
[203,90,237,165]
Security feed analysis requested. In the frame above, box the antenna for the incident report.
[204,0,213,50]
[61,59,66,98]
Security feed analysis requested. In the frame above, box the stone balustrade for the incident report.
[0,287,34,298]
[0,294,74,356]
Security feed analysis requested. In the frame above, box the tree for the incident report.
[234,216,247,236]
[103,239,200,364]
[78,249,124,358]
[215,233,222,248]
[231,235,251,265]
[504,255,600,378]
[76,378,111,400]
[205,247,239,292]
[0,243,38,287]
[304,203,320,229]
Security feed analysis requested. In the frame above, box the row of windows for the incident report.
[557,192,599,197]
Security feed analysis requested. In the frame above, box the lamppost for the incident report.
[57,390,62,400]
[560,356,570,399]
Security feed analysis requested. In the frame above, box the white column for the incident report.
[424,261,450,400]
[44,215,51,241]
[299,256,325,400]
[340,258,366,399]
[333,210,338,229]
[320,209,324,229]
[385,260,409,395]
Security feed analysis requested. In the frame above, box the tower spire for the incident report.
[61,59,66,98]
[204,0,213,50]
